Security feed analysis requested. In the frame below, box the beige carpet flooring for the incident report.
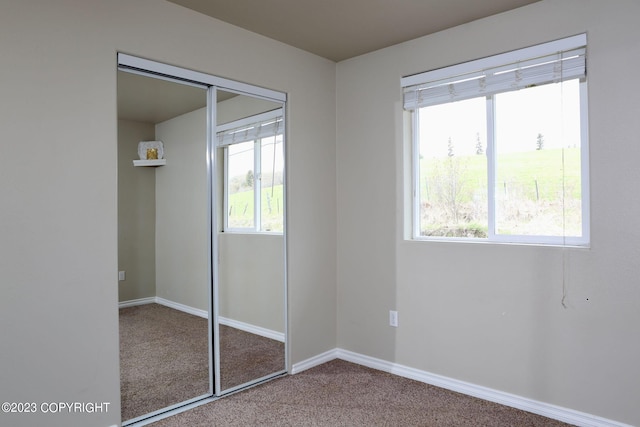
[120,303,285,422]
[120,304,210,421]
[153,359,572,426]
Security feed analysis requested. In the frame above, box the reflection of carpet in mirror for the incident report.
[119,304,209,421]
[119,304,284,422]
[219,321,285,391]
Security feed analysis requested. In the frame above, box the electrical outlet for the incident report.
[118,271,126,281]
[389,310,398,327]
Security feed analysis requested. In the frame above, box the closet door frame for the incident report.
[118,52,288,426]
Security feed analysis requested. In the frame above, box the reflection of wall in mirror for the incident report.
[218,232,285,334]
[118,119,157,302]
[217,93,286,334]
[118,108,208,309]
[119,96,286,322]
[155,108,209,312]
[217,93,282,126]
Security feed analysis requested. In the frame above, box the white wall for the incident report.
[336,0,640,425]
[219,233,285,333]
[155,107,209,311]
[0,1,336,426]
[118,119,157,302]
[13,0,638,425]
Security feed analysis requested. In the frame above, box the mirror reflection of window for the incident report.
[260,134,284,232]
[219,110,284,233]
[227,141,256,229]
[216,92,287,393]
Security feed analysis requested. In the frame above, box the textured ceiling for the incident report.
[167,0,540,62]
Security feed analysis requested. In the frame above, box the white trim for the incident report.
[292,348,632,427]
[123,395,217,427]
[118,53,286,103]
[117,66,208,90]
[401,34,586,88]
[206,85,216,396]
[579,80,591,244]
[155,297,209,319]
[118,298,283,342]
[218,316,285,342]
[118,296,208,318]
[118,297,155,308]
[290,349,339,374]
[411,110,421,238]
[218,370,287,397]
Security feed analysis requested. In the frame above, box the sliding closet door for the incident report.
[117,53,287,425]
[213,88,287,394]
[117,68,212,425]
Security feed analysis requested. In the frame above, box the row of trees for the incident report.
[420,139,581,238]
[446,133,545,157]
[229,170,284,195]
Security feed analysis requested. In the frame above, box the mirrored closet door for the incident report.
[117,54,287,425]
[214,88,286,394]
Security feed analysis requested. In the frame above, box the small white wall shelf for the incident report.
[133,159,166,167]
[135,140,165,167]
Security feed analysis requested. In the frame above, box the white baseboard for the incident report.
[218,316,285,342]
[118,296,208,318]
[118,297,156,308]
[292,348,632,427]
[155,297,208,319]
[118,297,284,342]
[290,349,338,374]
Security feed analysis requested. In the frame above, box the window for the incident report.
[218,109,284,233]
[402,34,589,246]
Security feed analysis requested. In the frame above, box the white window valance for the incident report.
[217,109,283,146]
[402,34,586,110]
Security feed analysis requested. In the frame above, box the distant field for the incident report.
[226,148,582,236]
[421,147,581,202]
[419,147,583,237]
[227,184,284,231]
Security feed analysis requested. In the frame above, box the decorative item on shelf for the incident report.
[138,140,164,160]
[133,140,166,167]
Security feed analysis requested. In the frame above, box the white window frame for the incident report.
[403,34,590,246]
[217,109,284,234]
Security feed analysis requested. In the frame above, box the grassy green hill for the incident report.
[227,184,284,232]
[421,147,581,203]
[419,147,582,237]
